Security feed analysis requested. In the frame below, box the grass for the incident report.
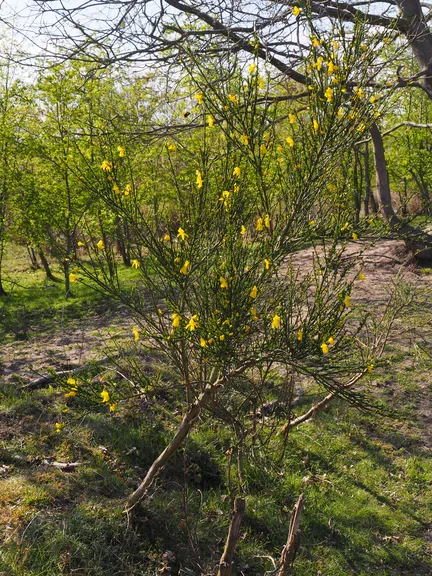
[0,243,139,343]
[1,243,432,575]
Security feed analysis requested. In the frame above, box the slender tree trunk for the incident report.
[396,0,432,97]
[27,246,39,269]
[39,249,57,281]
[126,377,223,513]
[0,237,7,296]
[364,142,378,215]
[370,123,399,225]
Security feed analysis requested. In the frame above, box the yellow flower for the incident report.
[65,389,77,398]
[358,272,366,281]
[289,113,296,124]
[113,184,120,194]
[240,225,246,235]
[256,218,264,231]
[67,378,76,385]
[228,93,238,103]
[219,334,225,341]
[293,6,301,16]
[297,330,303,341]
[321,343,329,354]
[122,184,131,196]
[312,37,320,48]
[163,234,170,241]
[180,260,190,275]
[55,422,65,433]
[367,364,374,372]
[370,94,378,104]
[327,61,335,76]
[240,134,249,146]
[309,219,315,226]
[337,108,343,119]
[333,40,339,50]
[286,136,294,147]
[258,76,265,90]
[341,222,349,231]
[271,314,281,329]
[220,276,229,289]
[133,327,140,341]
[314,56,323,71]
[185,315,199,331]
[172,313,181,327]
[250,285,258,298]
[117,145,126,158]
[200,337,208,348]
[69,273,77,283]
[327,336,335,345]
[360,44,368,51]
[131,259,140,269]
[248,62,257,75]
[100,160,113,172]
[167,143,177,151]
[101,389,110,403]
[260,143,267,155]
[109,403,117,412]
[233,166,241,178]
[313,119,319,132]
[194,92,203,105]
[324,87,333,103]
[264,258,270,270]
[207,115,215,127]
[97,240,104,250]
[344,295,351,308]
[177,227,189,241]
[196,170,203,189]
[352,232,358,240]
[77,241,85,247]
[354,86,365,99]
[264,214,271,229]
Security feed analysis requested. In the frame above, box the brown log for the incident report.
[277,494,305,576]
[217,497,246,576]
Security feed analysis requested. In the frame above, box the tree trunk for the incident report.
[126,377,223,513]
[371,122,432,259]
[0,237,7,296]
[370,123,399,225]
[39,249,58,282]
[396,0,432,97]
[27,246,39,269]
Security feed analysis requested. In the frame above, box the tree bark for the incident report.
[38,249,57,281]
[217,497,246,576]
[395,0,432,97]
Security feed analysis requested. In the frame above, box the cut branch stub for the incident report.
[218,497,246,576]
[277,493,305,576]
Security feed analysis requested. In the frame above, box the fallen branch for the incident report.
[42,460,87,471]
[19,354,125,391]
[218,497,246,576]
[277,493,305,576]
